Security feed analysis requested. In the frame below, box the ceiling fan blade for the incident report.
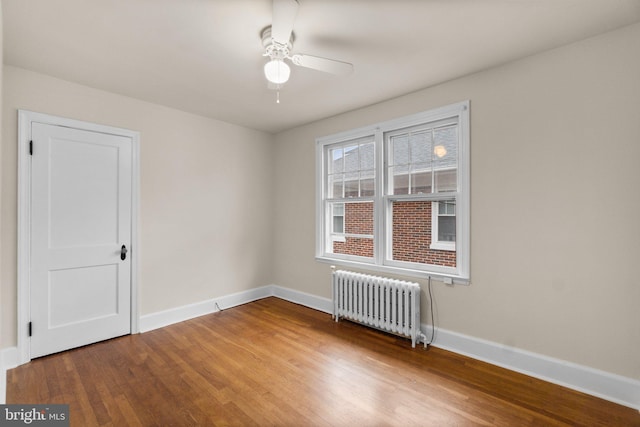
[290,54,354,75]
[272,0,299,45]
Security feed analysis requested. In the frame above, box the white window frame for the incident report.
[316,101,470,283]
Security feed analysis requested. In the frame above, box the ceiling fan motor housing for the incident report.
[262,26,293,60]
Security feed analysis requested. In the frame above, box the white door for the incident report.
[30,122,132,358]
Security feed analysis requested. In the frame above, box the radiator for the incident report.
[332,269,425,348]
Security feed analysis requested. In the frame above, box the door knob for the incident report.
[121,245,128,261]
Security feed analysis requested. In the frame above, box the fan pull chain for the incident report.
[276,91,280,104]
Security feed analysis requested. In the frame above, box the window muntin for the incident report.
[316,101,469,281]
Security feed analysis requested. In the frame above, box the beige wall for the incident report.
[1,66,275,348]
[272,23,640,379]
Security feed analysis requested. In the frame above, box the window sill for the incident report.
[315,256,469,285]
[429,242,456,251]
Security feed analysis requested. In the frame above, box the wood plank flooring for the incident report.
[6,297,640,426]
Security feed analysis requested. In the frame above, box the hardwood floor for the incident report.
[6,297,640,426]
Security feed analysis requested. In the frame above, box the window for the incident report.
[430,201,456,251]
[316,101,470,281]
[332,203,344,234]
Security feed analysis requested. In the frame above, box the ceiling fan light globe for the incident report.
[264,59,290,84]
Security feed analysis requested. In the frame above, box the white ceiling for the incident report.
[3,0,640,133]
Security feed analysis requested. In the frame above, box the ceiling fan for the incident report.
[261,0,354,91]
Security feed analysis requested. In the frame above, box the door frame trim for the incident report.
[17,110,140,365]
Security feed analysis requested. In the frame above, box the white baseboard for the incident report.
[139,285,332,333]
[139,298,218,333]
[422,325,640,411]
[1,346,19,404]
[139,286,273,332]
[271,285,333,314]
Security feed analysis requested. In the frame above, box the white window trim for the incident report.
[316,101,470,283]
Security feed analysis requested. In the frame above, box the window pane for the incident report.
[438,216,456,242]
[360,173,375,197]
[391,200,456,267]
[330,202,345,233]
[435,169,457,193]
[333,216,344,234]
[433,126,457,170]
[359,142,375,171]
[391,136,409,165]
[329,174,344,198]
[329,147,344,174]
[390,165,409,194]
[343,145,359,173]
[332,202,345,233]
[439,200,455,215]
[410,164,432,194]
[344,172,359,197]
[409,131,430,164]
[331,202,374,258]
